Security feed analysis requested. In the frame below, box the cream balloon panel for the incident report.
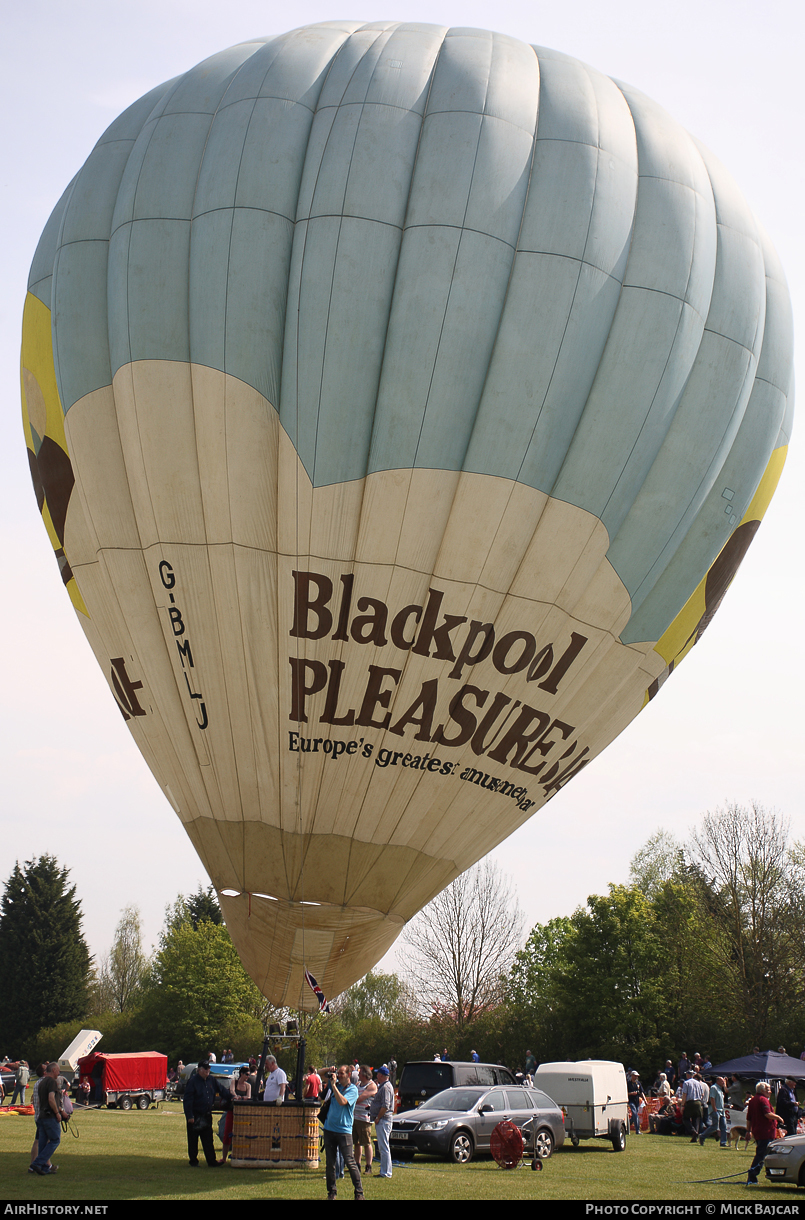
[61,360,663,870]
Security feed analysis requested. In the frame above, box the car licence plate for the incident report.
[391,1133,409,1140]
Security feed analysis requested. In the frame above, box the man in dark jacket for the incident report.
[775,1078,800,1137]
[627,1072,646,1135]
[182,1060,228,1167]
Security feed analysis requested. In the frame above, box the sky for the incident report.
[2,0,802,980]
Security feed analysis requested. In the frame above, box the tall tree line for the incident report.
[6,803,802,1076]
[505,803,805,1074]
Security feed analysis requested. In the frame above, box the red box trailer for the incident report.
[77,1051,168,1110]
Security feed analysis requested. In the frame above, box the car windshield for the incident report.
[420,1089,484,1112]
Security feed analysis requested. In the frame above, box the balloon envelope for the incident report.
[22,22,793,1008]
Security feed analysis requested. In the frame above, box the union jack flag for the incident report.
[304,967,330,1012]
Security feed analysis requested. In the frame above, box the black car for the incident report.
[390,1084,565,1163]
[396,1060,517,1112]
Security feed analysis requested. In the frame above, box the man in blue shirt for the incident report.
[322,1065,364,1200]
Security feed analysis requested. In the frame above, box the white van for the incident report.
[534,1060,629,1151]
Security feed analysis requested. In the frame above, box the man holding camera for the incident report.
[322,1065,364,1200]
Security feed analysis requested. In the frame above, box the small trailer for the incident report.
[77,1051,168,1110]
[534,1060,629,1151]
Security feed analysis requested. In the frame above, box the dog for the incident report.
[727,1121,752,1151]
[725,1107,785,1151]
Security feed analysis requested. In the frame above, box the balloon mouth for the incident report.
[217,888,405,1008]
[220,889,322,908]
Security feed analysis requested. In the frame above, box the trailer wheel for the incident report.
[571,1134,580,1147]
[137,1095,150,1110]
[611,1123,626,1152]
[119,1096,132,1111]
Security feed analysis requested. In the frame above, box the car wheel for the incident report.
[449,1131,474,1164]
[137,1095,150,1110]
[119,1096,132,1111]
[534,1129,554,1159]
[798,1160,805,1189]
[611,1123,627,1152]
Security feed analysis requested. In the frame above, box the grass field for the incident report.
[1,1103,802,1202]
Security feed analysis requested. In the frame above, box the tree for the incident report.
[650,874,739,1057]
[135,917,267,1062]
[106,904,149,1012]
[506,916,573,1062]
[164,883,222,934]
[509,916,573,1002]
[629,829,687,899]
[551,885,669,1066]
[0,856,92,1051]
[88,955,116,1015]
[332,970,416,1027]
[320,970,419,1066]
[184,884,222,929]
[402,861,523,1030]
[689,801,804,1042]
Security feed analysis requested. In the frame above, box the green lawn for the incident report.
[0,1104,801,1201]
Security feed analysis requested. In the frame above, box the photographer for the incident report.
[322,1065,364,1201]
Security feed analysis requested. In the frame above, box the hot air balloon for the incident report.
[21,21,793,1009]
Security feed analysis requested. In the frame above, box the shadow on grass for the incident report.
[0,1148,331,1201]
[3,1110,802,1202]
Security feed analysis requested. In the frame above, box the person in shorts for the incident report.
[352,1065,377,1174]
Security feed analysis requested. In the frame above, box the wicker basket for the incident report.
[230,1102,320,1168]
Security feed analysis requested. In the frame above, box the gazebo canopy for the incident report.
[710,1051,805,1080]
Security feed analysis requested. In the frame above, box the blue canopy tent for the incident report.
[710,1051,805,1080]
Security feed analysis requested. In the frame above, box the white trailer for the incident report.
[58,1030,103,1082]
[534,1060,629,1151]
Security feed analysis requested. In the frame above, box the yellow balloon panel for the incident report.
[646,444,788,703]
